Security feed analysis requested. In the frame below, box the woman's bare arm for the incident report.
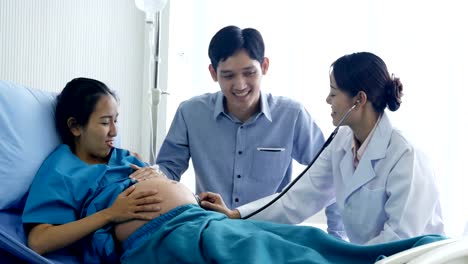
[27,185,161,255]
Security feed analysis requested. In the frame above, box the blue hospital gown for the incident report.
[22,144,145,263]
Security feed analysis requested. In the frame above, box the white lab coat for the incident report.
[238,113,444,244]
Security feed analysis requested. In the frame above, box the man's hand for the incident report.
[129,164,167,182]
[199,192,241,219]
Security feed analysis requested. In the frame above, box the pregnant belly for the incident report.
[114,178,197,243]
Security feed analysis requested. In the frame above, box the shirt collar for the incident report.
[259,92,272,122]
[352,114,382,164]
[213,91,224,120]
[212,91,272,122]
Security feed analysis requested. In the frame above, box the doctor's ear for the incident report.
[354,92,367,106]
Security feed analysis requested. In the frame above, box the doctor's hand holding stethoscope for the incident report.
[200,51,445,245]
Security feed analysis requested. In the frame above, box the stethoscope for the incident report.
[241,102,359,219]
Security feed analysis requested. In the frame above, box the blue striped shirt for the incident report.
[156,91,324,209]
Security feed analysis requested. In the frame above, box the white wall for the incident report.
[0,0,149,154]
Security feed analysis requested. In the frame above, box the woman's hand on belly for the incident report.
[103,184,163,223]
[114,178,198,243]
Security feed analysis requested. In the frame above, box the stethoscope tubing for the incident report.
[242,104,357,219]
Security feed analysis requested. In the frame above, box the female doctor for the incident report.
[200,52,445,245]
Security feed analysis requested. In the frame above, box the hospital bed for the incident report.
[375,238,468,264]
[1,79,467,263]
[0,80,81,263]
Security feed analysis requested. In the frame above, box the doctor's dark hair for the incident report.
[208,25,265,71]
[55,77,117,149]
[331,52,403,113]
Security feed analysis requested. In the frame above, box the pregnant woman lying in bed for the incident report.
[22,78,446,264]
[21,77,196,262]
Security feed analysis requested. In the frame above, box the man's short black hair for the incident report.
[208,25,265,71]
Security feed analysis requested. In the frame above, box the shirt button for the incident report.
[237,174,241,178]
[235,198,239,202]
[238,151,243,155]
[240,126,244,129]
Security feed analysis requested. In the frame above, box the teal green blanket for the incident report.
[121,205,445,264]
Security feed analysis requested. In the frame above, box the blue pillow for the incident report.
[0,81,60,210]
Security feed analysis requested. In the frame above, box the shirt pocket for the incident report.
[248,148,289,183]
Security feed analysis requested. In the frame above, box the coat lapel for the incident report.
[342,113,393,203]
[339,144,354,188]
